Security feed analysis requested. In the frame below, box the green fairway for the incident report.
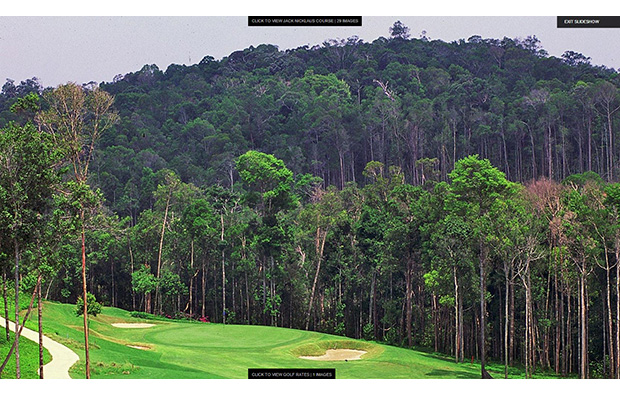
[32,301,487,379]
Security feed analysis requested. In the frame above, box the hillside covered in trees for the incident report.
[2,22,620,379]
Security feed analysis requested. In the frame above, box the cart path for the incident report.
[0,318,79,379]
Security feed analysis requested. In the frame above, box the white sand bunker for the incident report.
[111,323,155,328]
[300,349,367,361]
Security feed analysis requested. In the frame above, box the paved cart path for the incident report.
[0,318,79,379]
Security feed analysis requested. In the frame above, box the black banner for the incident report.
[248,368,336,379]
[558,16,620,28]
[248,17,362,27]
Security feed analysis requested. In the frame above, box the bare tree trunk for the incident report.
[554,265,560,374]
[479,241,487,378]
[580,273,587,379]
[606,261,615,378]
[560,285,566,375]
[567,286,572,375]
[453,265,459,362]
[270,257,276,326]
[338,149,345,190]
[509,279,515,366]
[145,292,150,313]
[607,109,614,181]
[587,115,592,172]
[528,272,535,378]
[521,258,535,379]
[239,236,248,323]
[529,126,537,179]
[459,292,464,362]
[128,236,135,311]
[305,227,327,331]
[370,271,377,339]
[245,271,250,324]
[221,214,226,325]
[202,258,206,318]
[548,124,553,179]
[2,268,9,342]
[186,240,194,315]
[81,220,90,379]
[616,244,620,379]
[433,294,439,353]
[37,277,43,379]
[111,260,115,308]
[221,250,226,324]
[232,261,236,321]
[14,239,20,379]
[504,271,510,378]
[155,191,171,315]
[501,130,511,180]
[578,276,582,377]
[262,257,267,326]
[405,260,413,348]
[543,271,550,369]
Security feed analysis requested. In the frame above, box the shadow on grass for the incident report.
[425,368,480,379]
[416,350,476,366]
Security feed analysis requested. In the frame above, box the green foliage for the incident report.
[363,323,374,340]
[0,122,60,245]
[562,171,604,187]
[159,270,184,298]
[236,150,297,214]
[447,155,512,215]
[76,292,103,317]
[132,265,157,295]
[9,92,40,114]
[182,198,217,240]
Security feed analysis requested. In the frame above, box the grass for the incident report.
[24,300,554,379]
[290,339,378,357]
[3,299,570,379]
[0,332,52,379]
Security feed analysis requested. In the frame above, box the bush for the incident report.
[75,292,102,317]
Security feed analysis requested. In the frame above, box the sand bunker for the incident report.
[111,323,155,328]
[300,349,367,361]
[127,344,151,350]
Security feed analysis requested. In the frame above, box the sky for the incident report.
[2,4,620,88]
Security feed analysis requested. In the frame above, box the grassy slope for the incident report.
[35,301,552,379]
[0,332,51,379]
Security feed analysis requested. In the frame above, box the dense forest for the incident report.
[2,21,620,379]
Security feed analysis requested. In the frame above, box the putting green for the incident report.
[35,301,481,379]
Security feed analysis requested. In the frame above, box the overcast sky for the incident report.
[2,14,620,88]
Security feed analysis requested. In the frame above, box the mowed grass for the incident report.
[33,301,487,379]
[0,331,52,379]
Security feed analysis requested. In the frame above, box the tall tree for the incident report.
[447,155,513,378]
[236,150,297,325]
[604,183,620,379]
[389,20,411,40]
[0,119,58,378]
[36,82,118,378]
[181,198,218,318]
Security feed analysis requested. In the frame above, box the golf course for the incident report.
[7,301,486,379]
